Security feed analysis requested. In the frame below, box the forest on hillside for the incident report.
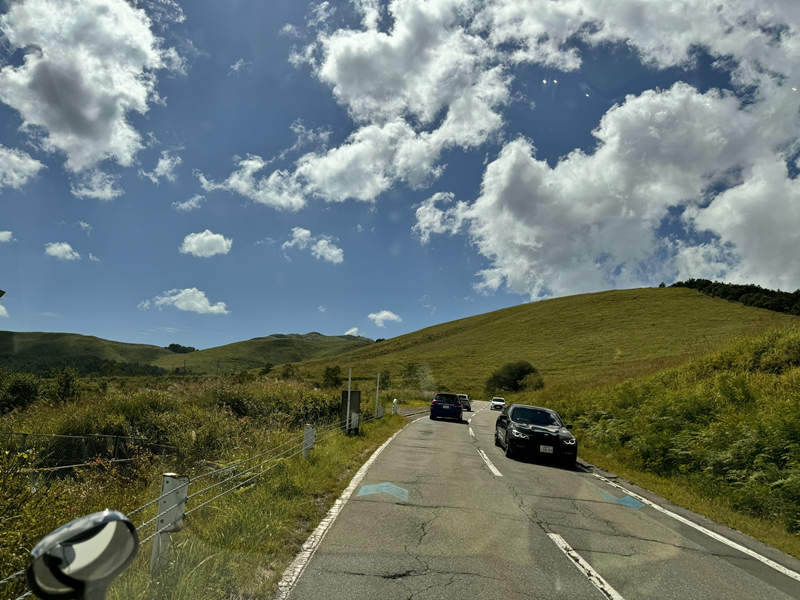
[671,279,800,315]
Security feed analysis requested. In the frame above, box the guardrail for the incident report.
[0,407,397,600]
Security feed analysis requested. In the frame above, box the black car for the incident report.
[495,404,577,466]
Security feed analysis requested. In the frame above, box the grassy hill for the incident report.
[151,333,374,374]
[294,287,800,395]
[0,331,373,376]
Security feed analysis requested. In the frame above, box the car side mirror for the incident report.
[566,424,573,430]
[27,510,139,600]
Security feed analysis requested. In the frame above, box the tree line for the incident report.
[671,279,800,315]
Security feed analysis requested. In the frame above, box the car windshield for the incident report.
[435,394,457,401]
[511,408,560,426]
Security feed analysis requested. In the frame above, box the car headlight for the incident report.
[562,438,576,445]
[511,430,529,439]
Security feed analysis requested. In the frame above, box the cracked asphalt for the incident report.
[285,401,800,599]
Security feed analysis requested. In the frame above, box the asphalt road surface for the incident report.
[283,401,800,599]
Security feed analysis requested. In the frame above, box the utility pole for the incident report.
[375,372,380,415]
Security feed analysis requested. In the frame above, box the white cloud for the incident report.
[318,306,327,313]
[0,231,15,243]
[173,194,204,211]
[140,150,182,184]
[413,192,467,244]
[0,0,184,175]
[311,238,344,263]
[0,305,7,318]
[345,327,359,336]
[179,230,233,257]
[198,155,306,211]
[89,253,100,262]
[76,221,92,236]
[0,144,44,192]
[254,237,275,246]
[307,2,336,29]
[282,227,343,263]
[45,242,80,260]
[70,169,124,201]
[368,310,401,328]
[153,288,229,314]
[282,227,313,250]
[228,58,253,76]
[138,299,151,310]
[280,23,301,37]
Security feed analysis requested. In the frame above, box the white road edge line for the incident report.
[477,448,502,477]
[274,425,408,599]
[469,427,475,439]
[592,473,800,583]
[548,533,625,600]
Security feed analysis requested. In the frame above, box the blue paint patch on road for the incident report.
[597,490,645,509]
[358,482,409,502]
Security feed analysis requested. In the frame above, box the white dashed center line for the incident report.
[477,449,502,477]
[469,427,475,439]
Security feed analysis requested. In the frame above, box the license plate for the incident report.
[539,445,553,454]
[442,404,450,409]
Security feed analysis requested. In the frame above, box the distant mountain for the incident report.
[0,331,373,376]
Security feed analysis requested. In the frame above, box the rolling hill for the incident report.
[0,331,373,376]
[151,333,374,374]
[292,287,800,395]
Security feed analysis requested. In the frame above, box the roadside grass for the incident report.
[107,414,407,600]
[514,325,800,560]
[295,288,798,396]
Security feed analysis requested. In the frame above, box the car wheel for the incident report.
[494,428,501,447]
[430,414,436,420]
[504,435,515,459]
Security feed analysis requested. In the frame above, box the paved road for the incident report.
[285,401,800,599]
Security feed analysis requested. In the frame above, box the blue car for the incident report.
[430,392,464,421]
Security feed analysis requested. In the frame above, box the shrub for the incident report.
[280,363,299,380]
[322,366,343,389]
[485,361,540,394]
[50,367,80,403]
[1,372,42,413]
[521,371,545,391]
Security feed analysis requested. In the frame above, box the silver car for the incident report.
[457,394,472,411]
[490,397,506,410]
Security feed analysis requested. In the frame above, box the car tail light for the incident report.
[454,403,461,407]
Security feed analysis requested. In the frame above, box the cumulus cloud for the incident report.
[311,238,344,263]
[368,310,401,328]
[344,327,359,335]
[0,231,15,243]
[282,227,343,263]
[0,144,44,192]
[45,242,80,260]
[413,192,467,244]
[173,194,204,211]
[153,288,229,314]
[0,0,183,179]
[70,170,123,201]
[179,230,233,257]
[89,253,100,262]
[0,305,7,318]
[140,150,182,184]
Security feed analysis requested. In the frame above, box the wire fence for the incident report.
[0,432,175,471]
[0,404,408,600]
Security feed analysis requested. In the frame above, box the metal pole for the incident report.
[375,372,380,416]
[346,368,352,434]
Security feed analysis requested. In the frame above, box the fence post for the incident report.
[150,473,189,572]
[375,372,380,416]
[392,399,398,415]
[303,424,316,458]
[377,406,385,418]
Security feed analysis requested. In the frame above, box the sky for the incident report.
[0,0,799,350]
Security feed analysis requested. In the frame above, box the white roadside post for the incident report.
[303,424,316,458]
[346,368,352,434]
[392,399,398,414]
[375,372,380,416]
[150,473,189,572]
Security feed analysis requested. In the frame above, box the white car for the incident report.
[490,397,506,410]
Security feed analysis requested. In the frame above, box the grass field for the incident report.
[0,331,173,364]
[294,288,800,395]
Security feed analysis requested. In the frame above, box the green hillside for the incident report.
[295,288,800,394]
[151,333,374,374]
[0,331,173,374]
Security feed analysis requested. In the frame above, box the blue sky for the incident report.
[1,0,799,349]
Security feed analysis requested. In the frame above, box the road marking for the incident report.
[467,418,472,424]
[593,473,800,583]
[274,426,407,599]
[596,490,645,509]
[477,449,502,477]
[548,533,625,600]
[469,427,475,439]
[358,482,408,501]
